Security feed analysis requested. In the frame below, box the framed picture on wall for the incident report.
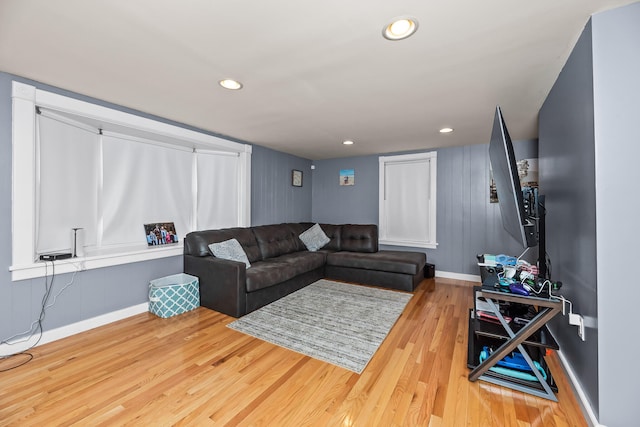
[292,169,303,187]
[340,169,355,186]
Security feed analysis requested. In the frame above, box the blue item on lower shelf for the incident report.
[480,346,547,381]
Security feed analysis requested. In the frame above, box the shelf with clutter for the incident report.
[467,253,563,401]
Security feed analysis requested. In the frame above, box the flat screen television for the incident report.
[489,106,538,248]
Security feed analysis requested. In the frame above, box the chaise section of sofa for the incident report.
[184,223,427,317]
[325,250,426,292]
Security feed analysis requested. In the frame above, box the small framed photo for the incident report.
[292,169,303,187]
[340,169,355,186]
[144,222,178,246]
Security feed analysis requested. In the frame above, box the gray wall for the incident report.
[538,21,600,418]
[311,140,538,275]
[0,72,307,343]
[251,145,312,225]
[592,4,640,425]
[539,4,640,425]
[311,155,379,225]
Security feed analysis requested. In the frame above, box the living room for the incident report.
[1,1,639,426]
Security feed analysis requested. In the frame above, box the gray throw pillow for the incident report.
[299,223,330,252]
[208,238,251,268]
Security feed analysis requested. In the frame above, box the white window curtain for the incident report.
[101,133,193,248]
[196,150,239,230]
[36,113,99,254]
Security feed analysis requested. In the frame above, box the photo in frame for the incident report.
[292,169,303,187]
[144,222,178,246]
[340,169,355,186]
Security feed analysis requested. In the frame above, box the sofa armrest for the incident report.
[184,254,247,318]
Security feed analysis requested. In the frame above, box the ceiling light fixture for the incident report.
[342,140,354,145]
[439,127,454,134]
[383,17,419,41]
[219,79,243,90]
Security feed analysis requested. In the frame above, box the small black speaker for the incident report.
[424,263,435,278]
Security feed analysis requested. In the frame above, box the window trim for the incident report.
[378,151,438,249]
[11,81,252,281]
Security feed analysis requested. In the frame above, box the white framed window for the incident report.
[11,81,252,281]
[379,152,437,249]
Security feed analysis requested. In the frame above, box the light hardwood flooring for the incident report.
[0,278,587,426]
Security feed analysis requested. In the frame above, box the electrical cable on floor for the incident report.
[0,261,80,371]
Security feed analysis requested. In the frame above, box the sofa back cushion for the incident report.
[339,224,378,253]
[184,228,262,262]
[319,224,342,251]
[252,224,302,259]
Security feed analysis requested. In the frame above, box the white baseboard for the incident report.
[556,350,605,427]
[0,302,149,357]
[435,270,481,283]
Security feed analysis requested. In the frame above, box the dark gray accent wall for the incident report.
[311,140,537,275]
[539,20,600,417]
[540,4,640,424]
[251,145,312,226]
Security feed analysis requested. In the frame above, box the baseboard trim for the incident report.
[435,270,481,283]
[0,302,149,357]
[556,350,605,427]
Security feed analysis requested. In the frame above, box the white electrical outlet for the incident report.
[569,313,585,341]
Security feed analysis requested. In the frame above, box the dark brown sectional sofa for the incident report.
[184,223,427,317]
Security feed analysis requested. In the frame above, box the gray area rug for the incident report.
[227,279,413,374]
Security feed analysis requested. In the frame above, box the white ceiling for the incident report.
[0,0,636,160]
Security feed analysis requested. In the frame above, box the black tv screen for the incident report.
[489,106,537,248]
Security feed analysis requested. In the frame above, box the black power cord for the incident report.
[0,261,56,372]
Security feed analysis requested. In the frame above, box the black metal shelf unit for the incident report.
[467,286,562,401]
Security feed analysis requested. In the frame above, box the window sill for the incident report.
[10,244,183,281]
[379,239,438,250]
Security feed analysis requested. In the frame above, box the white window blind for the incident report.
[101,133,193,248]
[384,160,431,242]
[379,152,437,249]
[11,81,252,281]
[36,113,99,254]
[196,150,239,230]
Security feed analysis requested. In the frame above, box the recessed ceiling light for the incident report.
[383,17,419,41]
[219,79,243,90]
[439,127,454,133]
[342,140,355,145]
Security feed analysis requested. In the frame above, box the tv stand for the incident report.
[467,284,562,400]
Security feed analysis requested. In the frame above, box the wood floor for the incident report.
[0,278,587,426]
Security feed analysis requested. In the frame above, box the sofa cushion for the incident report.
[184,227,262,262]
[319,224,342,251]
[245,252,326,292]
[208,238,251,268]
[339,224,378,253]
[326,250,426,275]
[299,223,330,251]
[252,224,303,259]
